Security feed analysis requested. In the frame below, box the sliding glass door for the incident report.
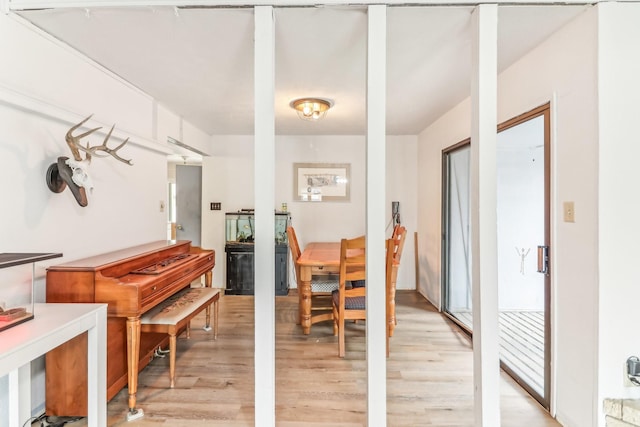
[496,105,550,408]
[442,104,551,409]
[442,141,473,330]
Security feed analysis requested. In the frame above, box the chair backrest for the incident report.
[385,237,397,295]
[286,226,301,261]
[385,237,395,356]
[339,235,366,295]
[391,225,407,264]
[385,237,395,277]
[287,226,302,284]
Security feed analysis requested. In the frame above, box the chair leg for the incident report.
[338,316,345,358]
[386,324,390,358]
[169,333,177,388]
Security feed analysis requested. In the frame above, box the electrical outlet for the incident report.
[210,202,221,211]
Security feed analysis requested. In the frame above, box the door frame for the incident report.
[441,138,471,321]
[497,102,551,409]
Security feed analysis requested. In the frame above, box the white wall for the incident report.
[597,2,640,424]
[0,14,208,425]
[417,100,471,307]
[500,8,599,426]
[417,6,599,426]
[201,135,254,288]
[201,134,418,291]
[385,135,419,290]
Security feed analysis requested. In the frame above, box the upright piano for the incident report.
[45,240,215,417]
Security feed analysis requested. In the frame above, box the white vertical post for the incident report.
[470,4,500,427]
[8,366,30,427]
[254,6,276,427]
[87,305,107,427]
[366,5,387,426]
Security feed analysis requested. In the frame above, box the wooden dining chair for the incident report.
[385,237,396,357]
[287,226,339,324]
[391,224,407,263]
[332,235,366,358]
[388,225,407,337]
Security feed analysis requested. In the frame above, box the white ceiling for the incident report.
[17,4,589,140]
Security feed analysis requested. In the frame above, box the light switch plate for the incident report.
[563,201,575,223]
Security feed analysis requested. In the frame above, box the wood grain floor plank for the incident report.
[62,290,557,426]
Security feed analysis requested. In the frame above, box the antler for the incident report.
[65,114,101,162]
[65,114,133,165]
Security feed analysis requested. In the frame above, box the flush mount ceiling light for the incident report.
[290,98,333,121]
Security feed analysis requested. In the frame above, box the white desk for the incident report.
[0,303,107,427]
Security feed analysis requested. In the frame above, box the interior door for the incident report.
[176,164,202,246]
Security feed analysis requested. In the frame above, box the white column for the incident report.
[470,4,500,427]
[254,6,276,427]
[87,305,107,426]
[366,5,387,426]
[597,3,640,425]
[8,366,30,427]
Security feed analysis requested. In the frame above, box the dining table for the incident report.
[296,241,399,335]
[296,242,340,334]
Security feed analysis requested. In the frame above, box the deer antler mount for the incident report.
[46,115,133,207]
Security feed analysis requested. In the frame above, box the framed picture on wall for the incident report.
[293,163,350,202]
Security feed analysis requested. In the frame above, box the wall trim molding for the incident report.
[7,0,597,10]
[0,81,172,155]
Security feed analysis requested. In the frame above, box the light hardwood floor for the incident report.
[67,290,559,426]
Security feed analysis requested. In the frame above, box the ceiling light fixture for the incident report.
[290,98,333,121]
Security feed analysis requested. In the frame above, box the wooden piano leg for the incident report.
[126,316,144,421]
[205,269,212,288]
[169,332,177,388]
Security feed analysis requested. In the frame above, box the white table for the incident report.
[0,303,107,427]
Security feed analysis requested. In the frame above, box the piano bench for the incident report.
[140,287,220,388]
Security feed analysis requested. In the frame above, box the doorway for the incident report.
[442,103,551,409]
[175,164,202,246]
